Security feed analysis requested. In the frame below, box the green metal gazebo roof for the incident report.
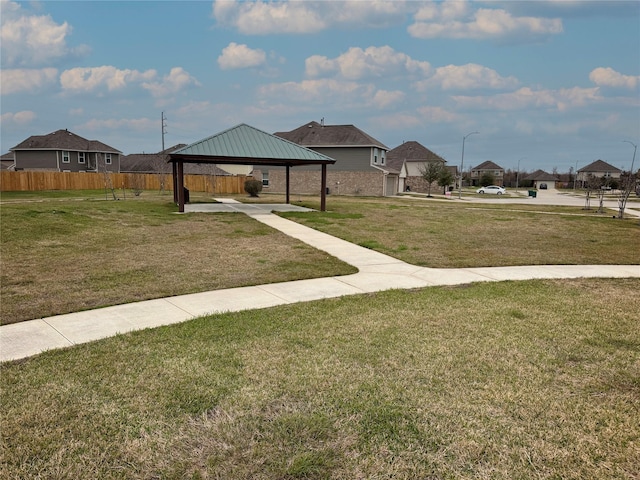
[170,123,335,166]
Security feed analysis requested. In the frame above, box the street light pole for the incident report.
[458,131,479,199]
[516,157,525,193]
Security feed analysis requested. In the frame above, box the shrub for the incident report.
[244,179,263,197]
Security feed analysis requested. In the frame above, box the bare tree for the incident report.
[617,169,638,219]
[150,153,169,193]
[583,174,602,210]
[98,152,117,200]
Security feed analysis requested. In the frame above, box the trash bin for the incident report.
[528,189,537,198]
[183,187,190,203]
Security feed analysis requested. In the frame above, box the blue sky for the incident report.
[1,0,639,174]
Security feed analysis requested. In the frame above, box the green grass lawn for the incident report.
[2,191,638,324]
[279,196,640,267]
[1,278,638,479]
[0,191,356,324]
[1,191,639,478]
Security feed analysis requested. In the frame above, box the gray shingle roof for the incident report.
[11,129,121,153]
[578,159,621,173]
[525,169,559,181]
[172,124,335,164]
[473,160,503,170]
[386,141,446,171]
[274,121,389,150]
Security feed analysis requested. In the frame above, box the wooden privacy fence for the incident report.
[0,171,251,194]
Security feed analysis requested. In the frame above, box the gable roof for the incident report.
[170,123,335,166]
[473,160,503,171]
[122,144,192,173]
[578,159,621,173]
[274,121,389,150]
[386,141,446,171]
[525,169,559,181]
[11,129,121,153]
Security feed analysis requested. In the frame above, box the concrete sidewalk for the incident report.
[2,201,638,362]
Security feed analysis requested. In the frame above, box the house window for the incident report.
[62,151,70,163]
[262,172,269,187]
[78,152,85,164]
[105,153,112,165]
[381,152,385,165]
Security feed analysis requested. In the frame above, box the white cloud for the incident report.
[0,110,37,126]
[416,105,459,123]
[212,0,410,34]
[58,66,199,99]
[218,42,267,70]
[415,64,519,91]
[372,90,405,108]
[453,86,602,111]
[0,68,58,95]
[259,77,405,112]
[60,66,157,93]
[0,0,89,67]
[306,46,431,80]
[142,67,201,98]
[409,0,563,41]
[589,67,639,89]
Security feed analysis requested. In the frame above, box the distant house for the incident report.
[10,129,122,172]
[386,141,455,194]
[577,160,622,187]
[272,120,395,196]
[1,152,15,170]
[525,169,559,190]
[120,144,187,174]
[470,160,504,186]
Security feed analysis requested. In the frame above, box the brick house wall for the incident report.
[255,169,386,196]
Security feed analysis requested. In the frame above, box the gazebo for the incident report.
[169,124,336,212]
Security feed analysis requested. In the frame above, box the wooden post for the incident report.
[177,161,185,213]
[320,163,327,211]
[172,161,178,203]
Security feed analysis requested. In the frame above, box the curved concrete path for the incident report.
[1,199,638,362]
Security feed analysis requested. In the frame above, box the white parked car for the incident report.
[476,185,506,195]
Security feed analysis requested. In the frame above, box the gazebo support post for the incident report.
[320,164,327,211]
[172,161,178,203]
[177,161,185,213]
[285,165,290,204]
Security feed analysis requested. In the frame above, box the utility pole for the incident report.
[161,112,167,151]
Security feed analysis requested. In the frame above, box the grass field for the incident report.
[1,278,638,479]
[2,191,638,325]
[0,191,355,324]
[1,191,638,478]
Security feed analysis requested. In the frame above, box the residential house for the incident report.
[120,144,187,174]
[386,141,455,194]
[271,120,395,196]
[577,159,622,188]
[10,129,122,172]
[1,152,15,170]
[470,160,504,186]
[524,169,559,190]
